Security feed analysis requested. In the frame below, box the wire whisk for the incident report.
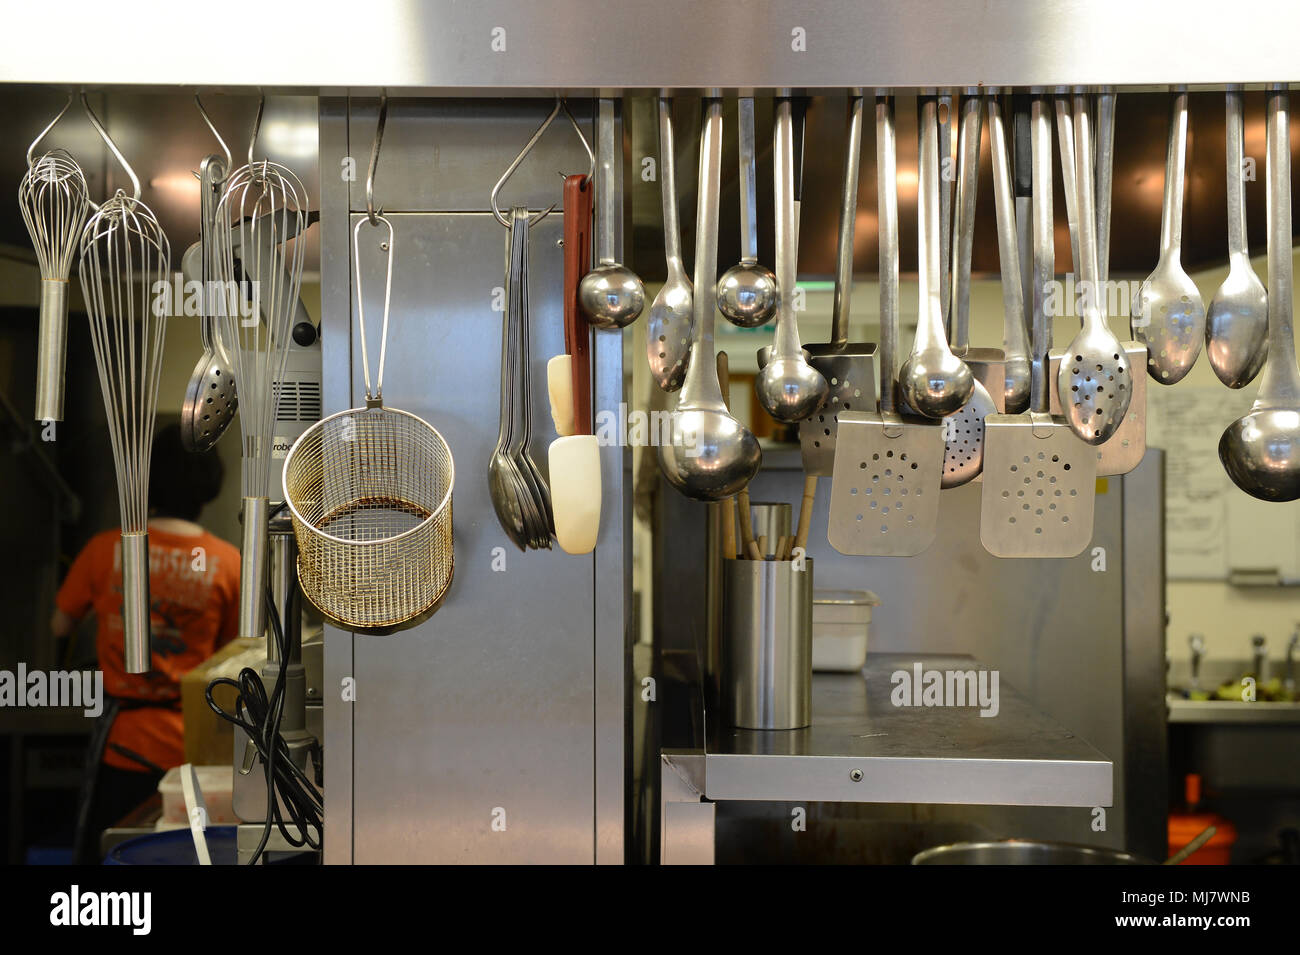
[212,111,310,641]
[19,98,91,422]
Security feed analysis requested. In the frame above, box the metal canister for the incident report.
[722,557,813,730]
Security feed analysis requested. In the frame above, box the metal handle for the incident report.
[877,95,900,415]
[938,92,954,334]
[988,97,1029,379]
[1030,95,1054,414]
[1160,90,1190,260]
[831,94,864,349]
[238,498,269,643]
[34,281,69,422]
[352,215,394,405]
[914,97,944,354]
[120,532,152,674]
[658,98,683,273]
[772,98,802,360]
[950,93,982,353]
[198,154,226,357]
[738,97,760,263]
[1055,94,1082,281]
[1259,85,1298,406]
[1225,88,1249,260]
[595,98,618,266]
[679,98,726,409]
[1074,93,1102,312]
[1095,89,1117,287]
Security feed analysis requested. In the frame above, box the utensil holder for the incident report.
[722,557,813,730]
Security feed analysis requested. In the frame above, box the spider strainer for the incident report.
[829,95,944,558]
[283,215,454,633]
[981,96,1096,559]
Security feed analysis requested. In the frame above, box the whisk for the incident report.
[18,98,91,423]
[212,99,310,641]
[77,95,169,675]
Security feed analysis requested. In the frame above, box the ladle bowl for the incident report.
[899,348,974,419]
[658,406,761,501]
[1219,409,1300,502]
[717,262,778,327]
[579,264,645,329]
[757,356,830,423]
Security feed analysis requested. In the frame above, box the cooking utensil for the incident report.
[718,96,778,328]
[1220,87,1300,503]
[658,97,761,501]
[19,98,90,423]
[646,97,692,390]
[913,841,1153,865]
[1134,90,1205,384]
[829,95,944,558]
[941,93,996,489]
[988,94,1032,413]
[1048,93,1147,474]
[212,101,311,642]
[551,174,602,555]
[1057,93,1132,446]
[547,173,594,437]
[76,95,168,674]
[755,97,830,424]
[938,92,954,334]
[799,93,878,477]
[180,154,238,452]
[898,98,974,419]
[1207,87,1269,389]
[284,215,455,631]
[981,95,1097,559]
[579,98,644,329]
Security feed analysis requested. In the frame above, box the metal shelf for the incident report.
[1167,697,1300,725]
[680,653,1113,807]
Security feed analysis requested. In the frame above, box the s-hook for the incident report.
[490,97,594,228]
[81,91,141,210]
[366,94,387,226]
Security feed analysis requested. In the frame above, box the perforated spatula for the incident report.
[829,95,944,558]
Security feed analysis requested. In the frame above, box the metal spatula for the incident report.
[829,95,944,558]
[801,93,877,476]
[980,95,1096,559]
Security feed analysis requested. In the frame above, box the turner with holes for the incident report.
[981,96,1096,559]
[801,93,877,476]
[829,95,944,557]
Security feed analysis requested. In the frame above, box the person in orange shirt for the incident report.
[52,423,240,861]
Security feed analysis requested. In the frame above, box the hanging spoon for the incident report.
[1133,89,1205,384]
[579,98,645,329]
[718,97,779,328]
[646,96,692,391]
[988,94,1032,413]
[1220,86,1300,503]
[1207,86,1269,389]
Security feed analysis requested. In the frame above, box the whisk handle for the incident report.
[35,279,69,422]
[120,532,152,675]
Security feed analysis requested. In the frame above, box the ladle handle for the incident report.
[1159,90,1189,261]
[679,98,726,409]
[595,97,617,266]
[1225,87,1249,261]
[831,94,864,349]
[914,97,945,356]
[950,92,982,353]
[1260,85,1298,405]
[1095,90,1117,288]
[772,98,803,360]
[938,92,954,337]
[989,96,1029,375]
[738,97,759,262]
[658,98,684,273]
[1030,95,1054,414]
[877,95,900,416]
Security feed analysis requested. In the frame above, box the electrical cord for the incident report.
[205,582,323,864]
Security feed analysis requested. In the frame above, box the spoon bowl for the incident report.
[1219,409,1300,502]
[646,275,692,390]
[717,261,778,327]
[1207,258,1268,389]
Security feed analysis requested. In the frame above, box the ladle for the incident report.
[898,96,974,419]
[755,98,830,423]
[658,98,761,501]
[579,98,645,329]
[1206,87,1269,389]
[1220,87,1300,503]
[717,97,779,328]
[646,96,693,391]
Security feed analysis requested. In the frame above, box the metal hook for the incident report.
[247,93,265,170]
[81,91,140,206]
[195,94,232,175]
[490,97,594,228]
[27,95,73,169]
[366,94,387,225]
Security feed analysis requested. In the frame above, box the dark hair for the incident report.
[148,423,224,521]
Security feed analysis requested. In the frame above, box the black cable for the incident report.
[205,584,323,864]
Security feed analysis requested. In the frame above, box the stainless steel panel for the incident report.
[5,2,1300,88]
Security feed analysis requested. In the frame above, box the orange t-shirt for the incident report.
[56,526,240,772]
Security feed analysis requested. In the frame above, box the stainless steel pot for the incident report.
[912,840,1155,865]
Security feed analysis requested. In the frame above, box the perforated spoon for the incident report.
[718,97,778,328]
[1207,87,1269,389]
[1133,90,1205,384]
[899,96,974,419]
[1220,87,1300,503]
[1057,92,1132,446]
[646,97,692,391]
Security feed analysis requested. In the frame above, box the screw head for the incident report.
[849,769,863,782]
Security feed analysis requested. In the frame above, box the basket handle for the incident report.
[352,214,394,408]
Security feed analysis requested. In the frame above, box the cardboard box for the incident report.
[181,638,265,766]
